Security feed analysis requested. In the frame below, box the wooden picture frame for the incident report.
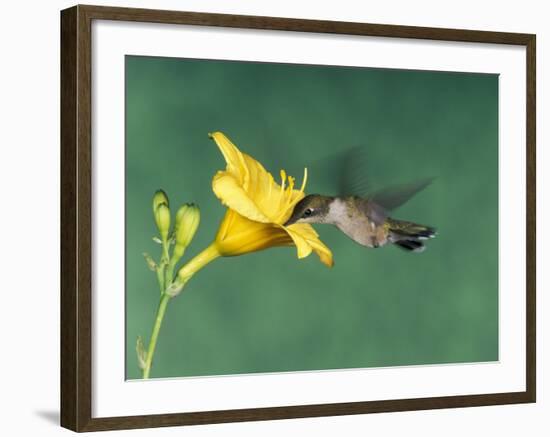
[60,4,536,432]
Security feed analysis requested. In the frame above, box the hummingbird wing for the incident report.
[337,146,372,197]
[263,143,432,207]
[369,177,434,211]
[285,145,372,197]
[325,147,434,208]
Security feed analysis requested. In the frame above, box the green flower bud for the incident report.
[174,205,187,232]
[152,189,169,212]
[173,204,200,259]
[154,203,171,241]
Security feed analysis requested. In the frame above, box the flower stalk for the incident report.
[142,293,170,379]
[140,193,220,379]
[141,244,219,379]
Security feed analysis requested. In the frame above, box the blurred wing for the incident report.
[268,143,432,208]
[289,145,371,196]
[337,146,372,196]
[370,177,434,211]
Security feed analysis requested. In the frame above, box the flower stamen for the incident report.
[283,176,296,211]
[280,169,287,193]
[287,176,295,192]
[299,167,308,193]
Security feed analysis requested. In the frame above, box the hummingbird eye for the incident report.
[303,208,313,217]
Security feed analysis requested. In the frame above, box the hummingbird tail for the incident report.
[387,218,437,253]
[394,239,425,252]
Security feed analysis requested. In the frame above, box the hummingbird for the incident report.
[283,148,437,252]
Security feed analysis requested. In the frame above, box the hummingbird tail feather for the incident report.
[387,218,436,253]
[394,239,426,252]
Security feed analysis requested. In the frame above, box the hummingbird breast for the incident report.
[328,198,389,248]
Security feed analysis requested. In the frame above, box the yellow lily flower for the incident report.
[172,131,333,296]
[210,131,333,267]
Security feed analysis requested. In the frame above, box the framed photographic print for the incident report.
[60,4,536,432]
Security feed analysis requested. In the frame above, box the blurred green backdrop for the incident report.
[125,55,498,380]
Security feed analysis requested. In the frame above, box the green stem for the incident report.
[161,240,171,288]
[142,293,171,379]
[155,266,165,293]
[141,243,221,379]
[166,245,185,287]
[162,240,170,263]
[165,261,176,288]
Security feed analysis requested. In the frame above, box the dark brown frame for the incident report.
[61,4,536,432]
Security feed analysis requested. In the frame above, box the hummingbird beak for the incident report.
[284,215,298,226]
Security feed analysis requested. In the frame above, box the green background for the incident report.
[125,55,498,380]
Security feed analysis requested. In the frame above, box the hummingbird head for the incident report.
[284,195,333,226]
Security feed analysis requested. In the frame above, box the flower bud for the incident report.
[154,203,171,241]
[152,189,169,212]
[174,205,186,233]
[172,204,200,259]
[176,204,200,246]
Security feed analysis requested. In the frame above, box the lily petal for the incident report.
[284,226,313,259]
[212,171,272,223]
[209,132,248,184]
[215,209,292,256]
[288,223,334,267]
